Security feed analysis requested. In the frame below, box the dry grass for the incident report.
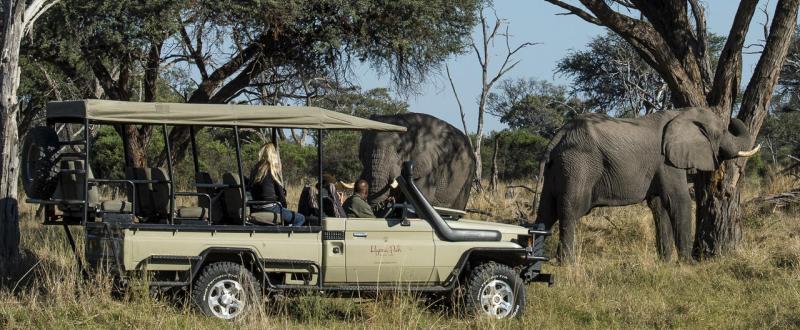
[2,179,800,329]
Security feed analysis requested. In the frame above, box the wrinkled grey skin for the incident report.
[359,113,476,210]
[535,108,758,262]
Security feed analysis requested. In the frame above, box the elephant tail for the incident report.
[532,127,566,222]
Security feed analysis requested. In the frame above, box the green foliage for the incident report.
[90,126,125,179]
[758,109,800,169]
[481,129,549,181]
[487,79,581,138]
[278,141,318,185]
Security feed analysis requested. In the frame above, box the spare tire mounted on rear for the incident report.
[22,126,61,199]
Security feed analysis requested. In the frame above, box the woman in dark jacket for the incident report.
[249,143,305,226]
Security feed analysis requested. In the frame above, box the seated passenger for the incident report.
[343,179,375,218]
[249,143,305,226]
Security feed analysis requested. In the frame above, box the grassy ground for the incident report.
[1,179,799,329]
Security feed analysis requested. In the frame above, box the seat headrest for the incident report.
[222,172,240,185]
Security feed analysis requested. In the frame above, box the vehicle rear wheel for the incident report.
[192,262,261,320]
[21,126,61,199]
[464,262,525,319]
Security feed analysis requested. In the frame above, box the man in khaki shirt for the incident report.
[343,179,375,218]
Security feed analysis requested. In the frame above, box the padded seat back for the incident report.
[149,167,172,219]
[125,167,153,216]
[222,172,245,224]
[55,160,99,216]
[196,171,224,224]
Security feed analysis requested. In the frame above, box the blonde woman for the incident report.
[249,143,305,226]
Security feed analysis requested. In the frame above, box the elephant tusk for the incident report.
[737,144,761,157]
[389,179,399,189]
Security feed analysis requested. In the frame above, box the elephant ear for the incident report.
[663,116,716,171]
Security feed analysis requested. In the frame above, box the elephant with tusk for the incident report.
[534,107,760,263]
[359,113,476,211]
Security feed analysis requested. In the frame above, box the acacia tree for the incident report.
[545,0,800,258]
[28,0,481,167]
[0,0,59,267]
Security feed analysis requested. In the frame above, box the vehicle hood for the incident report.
[447,219,529,241]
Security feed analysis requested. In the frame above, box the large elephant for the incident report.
[359,113,476,210]
[535,107,760,262]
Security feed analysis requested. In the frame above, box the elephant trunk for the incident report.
[362,151,399,206]
[720,118,759,160]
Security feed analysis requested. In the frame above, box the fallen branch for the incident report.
[506,185,537,194]
[745,188,800,211]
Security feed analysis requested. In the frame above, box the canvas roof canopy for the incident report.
[46,99,407,132]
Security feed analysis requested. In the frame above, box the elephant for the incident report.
[359,113,476,210]
[534,107,760,262]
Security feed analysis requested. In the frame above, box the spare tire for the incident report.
[22,126,61,199]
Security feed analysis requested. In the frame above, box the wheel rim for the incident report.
[207,279,246,319]
[479,279,515,318]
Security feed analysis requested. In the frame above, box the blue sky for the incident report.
[356,1,787,133]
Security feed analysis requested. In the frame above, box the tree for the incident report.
[0,0,59,268]
[557,31,726,117]
[446,4,534,190]
[545,0,800,258]
[28,0,481,167]
[481,129,549,181]
[487,78,584,138]
[159,0,482,165]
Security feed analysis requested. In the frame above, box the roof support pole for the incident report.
[163,124,175,225]
[234,126,246,226]
[317,129,323,221]
[83,118,90,225]
[189,126,200,175]
[271,128,279,153]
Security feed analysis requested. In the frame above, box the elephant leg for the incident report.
[556,195,589,264]
[647,196,674,261]
[660,169,694,261]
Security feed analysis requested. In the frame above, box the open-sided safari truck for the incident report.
[23,100,552,320]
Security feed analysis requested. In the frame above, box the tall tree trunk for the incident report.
[0,0,26,270]
[694,0,799,257]
[488,135,499,192]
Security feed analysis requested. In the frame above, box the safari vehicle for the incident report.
[23,100,552,320]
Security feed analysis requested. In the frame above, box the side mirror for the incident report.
[401,203,411,227]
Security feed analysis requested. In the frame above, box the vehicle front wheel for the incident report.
[192,262,261,320]
[464,262,525,319]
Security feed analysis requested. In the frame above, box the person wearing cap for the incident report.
[343,179,375,218]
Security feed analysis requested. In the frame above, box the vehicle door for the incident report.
[344,206,435,284]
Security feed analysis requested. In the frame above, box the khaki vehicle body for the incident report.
[29,100,551,320]
[88,215,533,286]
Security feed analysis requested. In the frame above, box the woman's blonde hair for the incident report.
[251,143,283,186]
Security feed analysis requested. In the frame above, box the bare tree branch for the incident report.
[445,64,472,150]
[544,0,601,24]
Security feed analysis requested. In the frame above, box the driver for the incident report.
[343,179,375,218]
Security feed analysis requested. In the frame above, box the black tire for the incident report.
[192,262,262,320]
[22,126,61,199]
[463,262,525,319]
